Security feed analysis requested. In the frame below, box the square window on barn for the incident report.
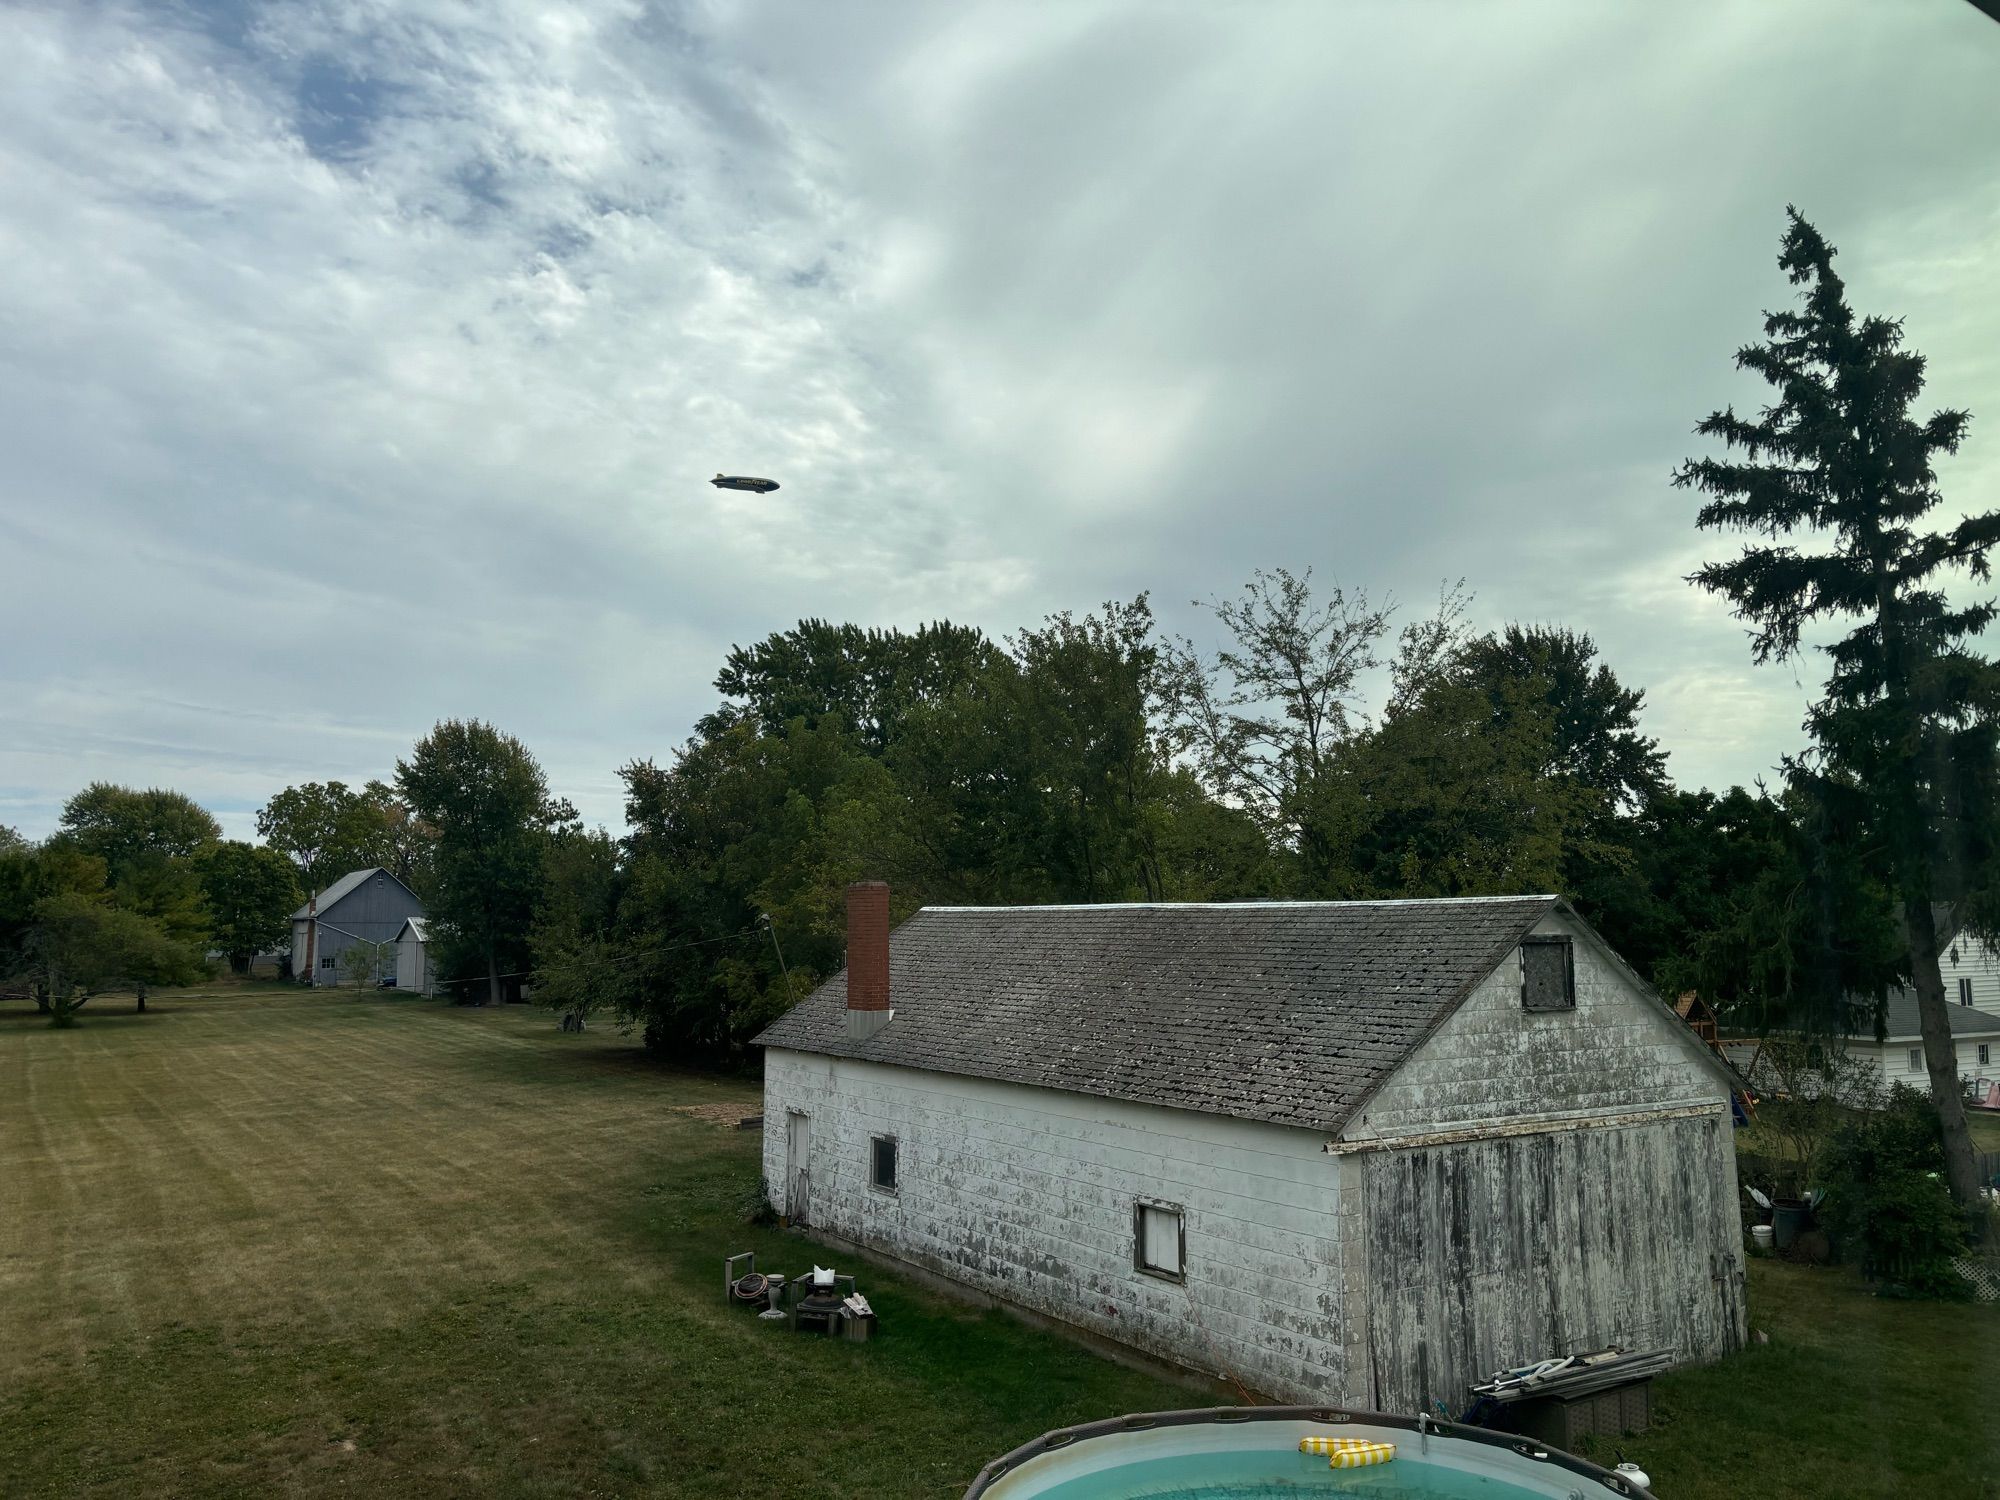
[1520,936,1576,1013]
[1908,1048,1922,1072]
[1959,977,1974,1006]
[869,1135,898,1195]
[320,955,336,970]
[1134,1200,1185,1282]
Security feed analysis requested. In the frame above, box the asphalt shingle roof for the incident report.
[752,896,1558,1132]
[1862,992,2000,1041]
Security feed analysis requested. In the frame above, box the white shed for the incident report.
[756,884,1746,1414]
[394,917,432,996]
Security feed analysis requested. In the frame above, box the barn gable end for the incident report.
[1341,908,1734,1143]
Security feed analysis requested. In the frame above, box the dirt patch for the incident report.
[669,1101,760,1129]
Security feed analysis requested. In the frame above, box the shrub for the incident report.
[1820,1085,1969,1299]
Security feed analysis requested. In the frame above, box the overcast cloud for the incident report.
[2,0,1996,841]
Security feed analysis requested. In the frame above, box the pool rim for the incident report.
[962,1405,1656,1499]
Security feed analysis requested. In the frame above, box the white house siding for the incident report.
[762,1050,1357,1404]
[1851,1036,2000,1092]
[1943,932,2000,1013]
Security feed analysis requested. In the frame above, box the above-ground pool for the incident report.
[965,1408,1655,1500]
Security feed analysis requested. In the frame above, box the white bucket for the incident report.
[1750,1224,1774,1250]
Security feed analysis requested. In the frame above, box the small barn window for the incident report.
[1959,978,1974,1006]
[1134,1200,1185,1282]
[1520,936,1575,1013]
[320,955,336,971]
[1908,1048,1922,1072]
[869,1135,898,1195]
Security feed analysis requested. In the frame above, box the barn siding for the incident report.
[295,872,424,986]
[762,1050,1359,1402]
[1344,911,1726,1141]
[1359,1109,1745,1413]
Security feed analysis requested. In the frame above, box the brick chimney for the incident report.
[845,880,893,1042]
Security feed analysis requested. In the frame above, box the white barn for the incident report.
[756,883,1746,1413]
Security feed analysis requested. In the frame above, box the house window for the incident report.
[1134,1200,1185,1282]
[1980,1043,1991,1068]
[869,1135,898,1195]
[1959,977,1974,1006]
[1520,937,1576,1013]
[1908,1048,1922,1072]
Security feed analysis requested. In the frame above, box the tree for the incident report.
[530,827,625,1031]
[22,892,201,1025]
[359,779,435,892]
[255,781,400,893]
[1160,568,1394,848]
[0,839,110,1011]
[1676,208,2000,1207]
[57,785,220,881]
[1305,667,1608,899]
[1751,1033,1882,1197]
[339,941,383,989]
[700,618,1000,754]
[1458,625,1669,814]
[196,841,302,972]
[397,721,558,1007]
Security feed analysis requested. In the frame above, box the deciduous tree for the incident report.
[197,841,302,972]
[397,721,558,1007]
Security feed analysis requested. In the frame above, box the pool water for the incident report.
[1025,1447,1585,1500]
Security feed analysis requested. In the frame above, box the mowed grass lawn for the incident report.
[3,984,1995,1498]
[0,984,1186,1498]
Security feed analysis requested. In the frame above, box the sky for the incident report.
[2,0,1997,843]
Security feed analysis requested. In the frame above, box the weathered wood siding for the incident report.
[1360,1109,1744,1413]
[1344,911,1726,1142]
[762,1050,1358,1402]
[1339,910,1745,1411]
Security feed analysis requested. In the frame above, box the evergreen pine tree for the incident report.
[1677,208,2000,1207]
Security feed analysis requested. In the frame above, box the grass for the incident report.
[3,983,1994,1498]
[0,982,1184,1498]
[1601,1259,2000,1500]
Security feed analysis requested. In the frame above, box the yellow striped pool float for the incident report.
[1298,1436,1397,1468]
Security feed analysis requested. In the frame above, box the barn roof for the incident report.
[753,896,1560,1133]
[398,917,428,942]
[292,867,411,920]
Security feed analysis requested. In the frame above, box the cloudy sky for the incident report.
[2,0,1996,841]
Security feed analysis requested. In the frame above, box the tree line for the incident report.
[2,212,1992,1208]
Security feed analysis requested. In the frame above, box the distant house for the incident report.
[1719,919,2000,1100]
[1835,994,2000,1095]
[290,868,424,988]
[756,884,1746,1411]
[394,917,433,996]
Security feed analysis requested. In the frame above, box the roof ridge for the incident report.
[917,895,1558,914]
